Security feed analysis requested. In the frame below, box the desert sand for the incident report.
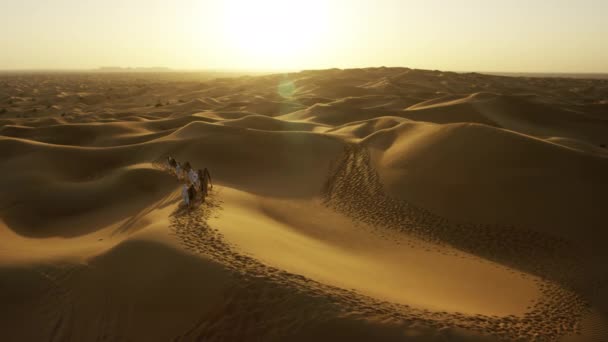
[1,68,607,341]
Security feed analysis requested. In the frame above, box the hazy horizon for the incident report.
[2,0,607,73]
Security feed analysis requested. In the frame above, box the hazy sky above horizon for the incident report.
[1,0,607,72]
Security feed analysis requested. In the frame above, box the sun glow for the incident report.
[217,0,330,68]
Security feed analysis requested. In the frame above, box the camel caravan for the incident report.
[166,156,212,209]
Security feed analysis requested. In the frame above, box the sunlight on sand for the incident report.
[213,188,540,317]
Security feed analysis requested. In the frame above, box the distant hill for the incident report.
[483,71,608,79]
[97,66,172,72]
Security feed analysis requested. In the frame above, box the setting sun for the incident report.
[216,0,330,67]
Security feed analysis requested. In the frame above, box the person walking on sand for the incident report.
[203,167,212,190]
[188,167,199,186]
[196,169,206,200]
[175,162,183,181]
[182,184,191,209]
[188,184,196,207]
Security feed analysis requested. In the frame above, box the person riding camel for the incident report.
[183,162,192,173]
[167,155,177,169]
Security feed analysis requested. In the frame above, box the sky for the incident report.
[1,0,607,72]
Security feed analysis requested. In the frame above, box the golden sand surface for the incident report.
[1,68,607,341]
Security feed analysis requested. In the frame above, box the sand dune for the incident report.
[1,68,607,341]
[404,92,608,143]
